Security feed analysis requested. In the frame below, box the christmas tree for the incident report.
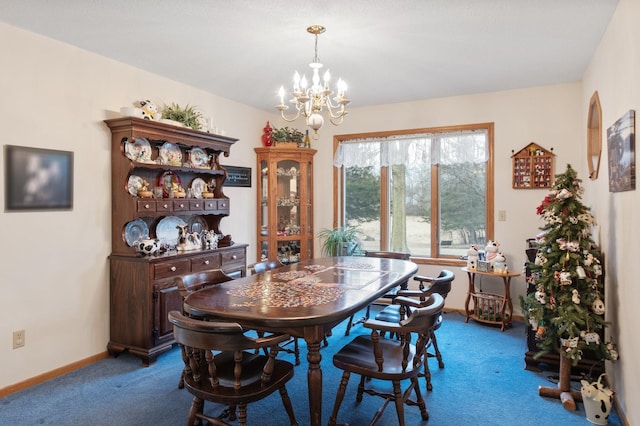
[521,164,617,409]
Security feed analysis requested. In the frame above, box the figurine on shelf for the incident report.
[201,182,214,199]
[176,224,201,251]
[262,121,273,147]
[467,245,479,270]
[138,99,159,120]
[171,182,186,198]
[137,179,152,198]
[493,253,508,274]
[485,240,500,265]
[202,230,219,250]
[134,238,160,255]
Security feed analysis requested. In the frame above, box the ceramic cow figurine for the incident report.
[176,224,201,251]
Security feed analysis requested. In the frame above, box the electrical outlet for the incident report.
[13,329,25,349]
[498,210,507,221]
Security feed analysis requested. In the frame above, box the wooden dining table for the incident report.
[182,256,418,426]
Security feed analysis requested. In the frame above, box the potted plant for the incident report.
[318,226,361,256]
[161,103,203,130]
[271,126,304,145]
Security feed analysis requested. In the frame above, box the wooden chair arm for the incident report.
[392,295,424,308]
[253,333,294,348]
[363,318,404,333]
[413,274,436,291]
[169,310,243,332]
[396,289,431,299]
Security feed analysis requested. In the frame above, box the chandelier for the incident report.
[276,25,350,139]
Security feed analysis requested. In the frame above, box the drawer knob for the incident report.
[170,266,177,272]
[144,204,150,209]
[232,255,237,260]
[221,203,226,207]
[195,203,200,208]
[204,260,210,265]
[179,203,185,208]
[163,204,169,208]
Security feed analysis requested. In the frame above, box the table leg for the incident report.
[464,271,474,323]
[305,332,324,426]
[500,277,513,331]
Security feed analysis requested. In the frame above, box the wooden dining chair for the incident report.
[344,251,412,336]
[375,269,455,390]
[174,269,235,299]
[251,258,283,274]
[328,293,444,426]
[168,311,298,426]
[173,269,234,388]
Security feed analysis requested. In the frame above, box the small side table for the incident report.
[462,267,520,331]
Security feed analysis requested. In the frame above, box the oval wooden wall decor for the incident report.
[587,91,602,180]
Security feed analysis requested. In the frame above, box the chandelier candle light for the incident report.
[276,25,350,139]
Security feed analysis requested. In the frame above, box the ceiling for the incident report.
[0,0,618,112]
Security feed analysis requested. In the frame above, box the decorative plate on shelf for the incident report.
[127,175,145,196]
[124,138,152,163]
[156,216,187,248]
[157,171,181,198]
[158,142,182,166]
[187,215,208,235]
[189,147,209,168]
[124,218,149,246]
[190,178,207,199]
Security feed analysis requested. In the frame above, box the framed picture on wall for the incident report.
[4,145,74,211]
[224,165,251,187]
[607,110,635,193]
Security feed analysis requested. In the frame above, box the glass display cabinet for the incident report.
[255,145,316,264]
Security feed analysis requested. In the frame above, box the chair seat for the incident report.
[333,335,421,380]
[184,351,295,405]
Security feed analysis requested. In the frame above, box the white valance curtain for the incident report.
[333,129,488,168]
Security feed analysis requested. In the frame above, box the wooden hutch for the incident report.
[106,117,246,365]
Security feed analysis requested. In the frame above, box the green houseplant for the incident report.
[318,226,361,256]
[271,126,304,145]
[161,103,202,130]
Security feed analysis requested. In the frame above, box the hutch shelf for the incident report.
[255,145,316,264]
[105,117,247,365]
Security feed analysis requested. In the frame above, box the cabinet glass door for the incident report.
[260,159,269,260]
[277,159,301,263]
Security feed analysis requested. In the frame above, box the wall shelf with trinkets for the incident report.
[511,142,555,189]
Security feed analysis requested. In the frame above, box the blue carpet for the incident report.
[0,310,622,425]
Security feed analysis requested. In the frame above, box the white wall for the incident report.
[581,0,639,422]
[0,22,272,389]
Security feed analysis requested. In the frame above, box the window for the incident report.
[333,123,494,260]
